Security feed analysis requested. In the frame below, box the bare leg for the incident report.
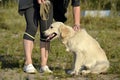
[23,39,33,65]
[40,41,50,67]
[23,39,37,73]
[40,41,53,73]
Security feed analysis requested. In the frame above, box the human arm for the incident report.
[72,0,80,31]
[73,6,80,31]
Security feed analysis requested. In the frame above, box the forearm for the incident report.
[73,6,80,26]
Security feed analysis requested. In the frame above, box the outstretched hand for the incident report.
[73,24,80,31]
[38,0,45,4]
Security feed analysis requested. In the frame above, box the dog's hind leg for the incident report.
[90,61,109,74]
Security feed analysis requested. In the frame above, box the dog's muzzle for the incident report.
[46,32,57,41]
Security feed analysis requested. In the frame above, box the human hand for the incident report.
[73,24,80,31]
[38,0,45,4]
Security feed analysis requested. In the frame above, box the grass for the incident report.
[0,2,120,80]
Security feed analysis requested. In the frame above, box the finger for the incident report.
[42,0,45,3]
[74,26,80,31]
[73,27,77,31]
[77,26,80,30]
[38,0,41,4]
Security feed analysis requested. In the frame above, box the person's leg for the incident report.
[23,39,33,65]
[40,41,53,73]
[39,1,53,73]
[23,6,38,73]
[23,39,38,73]
[40,41,50,67]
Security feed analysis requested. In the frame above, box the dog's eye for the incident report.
[50,26,53,29]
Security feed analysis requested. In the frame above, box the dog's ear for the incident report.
[59,24,70,39]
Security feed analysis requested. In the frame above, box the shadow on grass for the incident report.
[0,54,24,69]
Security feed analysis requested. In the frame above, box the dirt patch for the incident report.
[0,69,120,80]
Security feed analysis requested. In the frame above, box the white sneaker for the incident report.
[40,65,53,73]
[23,64,37,73]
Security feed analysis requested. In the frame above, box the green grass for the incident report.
[0,2,120,80]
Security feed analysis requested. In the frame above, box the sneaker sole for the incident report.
[24,70,37,74]
[40,70,53,73]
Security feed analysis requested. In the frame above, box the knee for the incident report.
[40,32,50,42]
[23,25,37,41]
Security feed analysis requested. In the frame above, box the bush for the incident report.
[80,0,120,11]
[0,0,17,8]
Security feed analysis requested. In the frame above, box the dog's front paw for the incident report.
[81,70,90,75]
[66,48,70,52]
[67,70,79,75]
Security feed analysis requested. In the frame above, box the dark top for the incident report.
[18,0,39,15]
[18,0,80,10]
[53,0,80,22]
[19,0,33,10]
[18,0,80,22]
[71,0,80,6]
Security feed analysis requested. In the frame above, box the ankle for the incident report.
[25,61,32,65]
[41,64,47,67]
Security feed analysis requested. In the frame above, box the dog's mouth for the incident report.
[46,32,57,41]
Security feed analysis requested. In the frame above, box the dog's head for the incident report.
[44,22,73,41]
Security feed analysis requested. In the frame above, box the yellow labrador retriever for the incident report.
[44,22,109,75]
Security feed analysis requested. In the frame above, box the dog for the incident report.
[44,22,109,75]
